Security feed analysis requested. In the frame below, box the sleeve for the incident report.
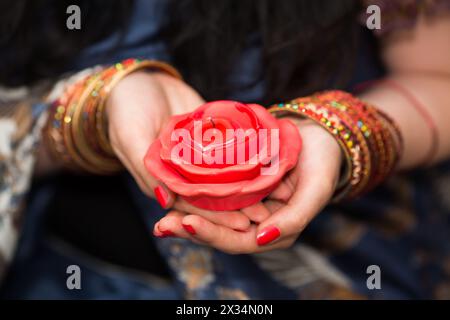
[0,66,100,281]
[0,82,49,280]
[0,0,171,282]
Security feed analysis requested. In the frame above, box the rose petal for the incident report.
[158,102,274,183]
[144,118,301,199]
[161,156,262,183]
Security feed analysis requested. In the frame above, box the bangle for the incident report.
[315,91,400,194]
[268,90,403,201]
[45,58,182,174]
[95,59,182,156]
[268,99,367,200]
[71,72,122,172]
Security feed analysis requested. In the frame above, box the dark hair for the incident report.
[165,0,360,103]
[0,0,133,86]
[0,0,360,103]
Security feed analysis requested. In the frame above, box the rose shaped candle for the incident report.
[144,100,302,211]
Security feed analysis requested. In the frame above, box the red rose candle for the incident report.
[144,100,302,211]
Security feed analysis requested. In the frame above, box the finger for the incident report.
[267,179,294,203]
[181,214,258,254]
[136,158,176,209]
[174,199,251,231]
[156,210,192,238]
[180,214,290,254]
[153,222,164,237]
[255,177,334,247]
[153,183,176,209]
[263,199,284,212]
[114,142,177,208]
[240,202,271,224]
[156,211,209,246]
[112,121,178,208]
[114,147,151,194]
[256,122,341,247]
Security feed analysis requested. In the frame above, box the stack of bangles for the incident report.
[44,58,182,174]
[268,90,404,201]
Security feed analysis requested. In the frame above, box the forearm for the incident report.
[360,73,450,169]
[359,13,450,170]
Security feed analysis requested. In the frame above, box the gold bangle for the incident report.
[62,74,100,172]
[95,59,183,156]
[46,59,183,174]
[71,74,122,173]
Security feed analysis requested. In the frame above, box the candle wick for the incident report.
[209,117,216,128]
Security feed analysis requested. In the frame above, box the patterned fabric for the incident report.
[0,84,49,281]
[0,68,100,281]
[1,0,450,299]
[300,166,450,299]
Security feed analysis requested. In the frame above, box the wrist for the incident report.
[106,71,160,118]
[268,90,403,200]
[106,71,169,151]
[288,117,343,187]
[45,58,181,174]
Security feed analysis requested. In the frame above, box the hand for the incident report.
[107,71,251,231]
[107,71,201,198]
[154,119,343,254]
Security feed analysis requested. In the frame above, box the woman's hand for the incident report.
[107,71,202,199]
[154,119,343,254]
[106,71,251,231]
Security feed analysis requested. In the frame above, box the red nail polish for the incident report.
[161,230,175,237]
[257,226,280,246]
[154,186,168,208]
[182,224,196,235]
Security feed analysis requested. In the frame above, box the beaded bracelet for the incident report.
[315,91,396,196]
[45,58,182,174]
[268,90,403,201]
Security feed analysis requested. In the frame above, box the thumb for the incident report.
[255,179,333,246]
[153,183,176,209]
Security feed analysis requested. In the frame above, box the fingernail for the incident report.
[154,185,168,208]
[182,224,196,235]
[154,233,166,238]
[161,229,175,237]
[256,226,280,246]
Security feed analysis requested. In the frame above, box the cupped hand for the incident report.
[154,119,343,254]
[107,71,251,230]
